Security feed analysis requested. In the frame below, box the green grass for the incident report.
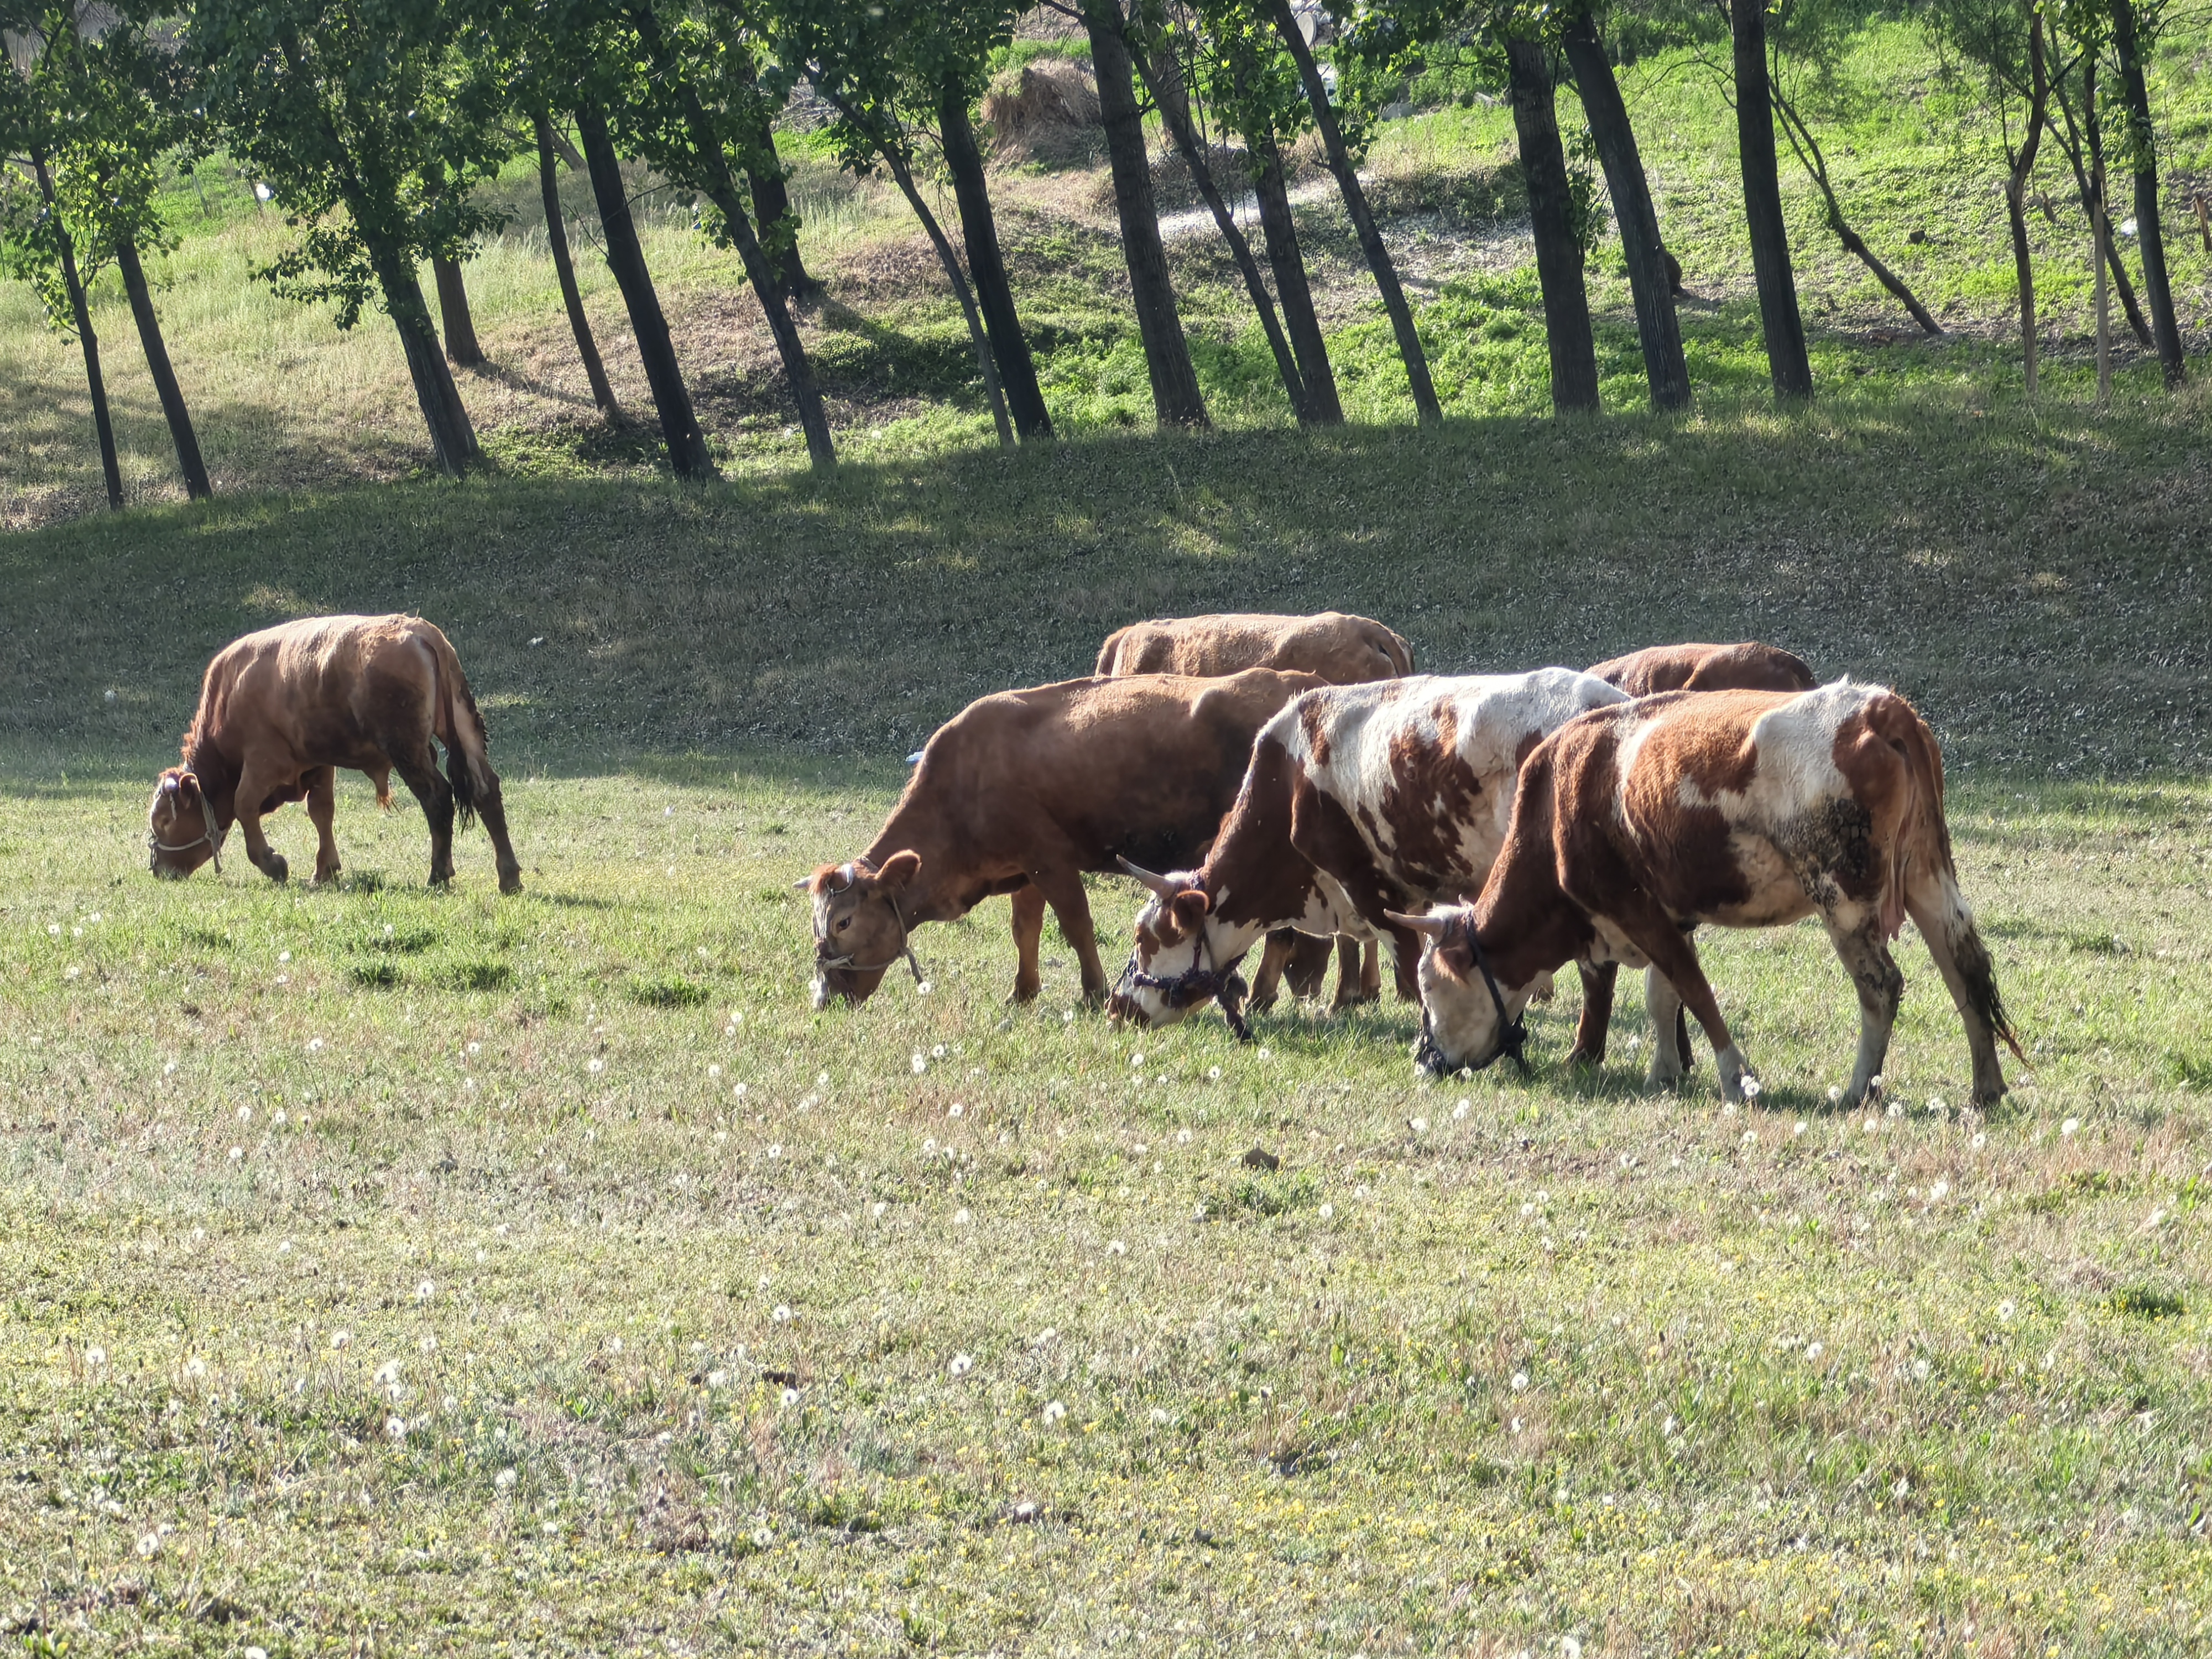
[3,401,2211,1651]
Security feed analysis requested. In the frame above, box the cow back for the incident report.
[1095,612,1412,684]
[1588,641,1816,698]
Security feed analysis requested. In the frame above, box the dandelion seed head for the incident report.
[1997,1300,2016,1321]
[953,1208,971,1225]
[1928,1180,1949,1202]
[1130,1052,1145,1070]
[870,1201,886,1217]
[1740,1076,1762,1100]
[1511,1371,1528,1391]
[772,1305,792,1323]
[780,1387,800,1407]
[587,1058,604,1075]
[329,1330,351,1350]
[2060,1118,2079,1138]
[949,1353,974,1377]
[911,1053,927,1075]
[414,1280,434,1301]
[1106,1239,1126,1256]
[1318,1203,1334,1220]
[385,1415,408,1441]
[1805,1342,1824,1360]
[227,1146,243,1162]
[1176,1129,1191,1144]
[608,1336,622,1353]
[1042,1400,1067,1423]
[948,1102,964,1118]
[136,1532,160,1557]
[495,1467,517,1489]
[1454,1099,1469,1119]
[1149,1407,1169,1423]
[85,1345,107,1366]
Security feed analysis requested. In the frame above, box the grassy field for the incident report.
[4,18,2210,526]
[4,399,2211,1653]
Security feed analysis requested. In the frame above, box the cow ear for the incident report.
[1170,889,1210,922]
[875,850,922,893]
[1437,938,1474,977]
[176,771,201,802]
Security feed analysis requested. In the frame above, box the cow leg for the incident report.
[1361,940,1384,1003]
[1609,908,1749,1101]
[1905,873,2012,1108]
[1285,932,1333,1000]
[305,766,342,884]
[1030,865,1109,1005]
[231,759,292,883]
[1332,937,1379,1010]
[394,749,457,887]
[1823,908,1905,1107]
[472,775,524,895]
[1567,962,1616,1068]
[1644,970,1688,1088]
[1008,883,1047,1004]
[1248,930,1297,1012]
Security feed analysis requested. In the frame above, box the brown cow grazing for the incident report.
[1095,610,1415,1010]
[1587,640,1817,698]
[146,614,521,894]
[1106,669,1628,1036]
[1579,640,1818,1067]
[808,669,1327,1009]
[1095,611,1413,683]
[1390,682,2021,1107]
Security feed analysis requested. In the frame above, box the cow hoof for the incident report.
[498,869,523,896]
[1007,983,1040,1005]
[1566,1045,1605,1071]
[428,871,453,889]
[314,863,341,885]
[260,853,289,884]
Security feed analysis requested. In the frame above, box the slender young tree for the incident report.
[940,80,1053,438]
[532,111,619,417]
[1081,0,1209,427]
[3,1,211,500]
[2043,33,2152,345]
[1928,0,2049,388]
[6,144,124,506]
[1208,10,1339,422]
[575,98,718,477]
[1266,0,1441,422]
[1134,29,1311,422]
[2105,0,2184,385]
[617,0,836,467]
[1768,79,1942,335]
[1504,33,1599,413]
[188,0,500,475]
[1560,9,1688,411]
[1730,0,1812,398]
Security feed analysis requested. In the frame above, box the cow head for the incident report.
[147,768,221,879]
[804,852,922,1008]
[1388,904,1535,1077]
[1107,859,1237,1027]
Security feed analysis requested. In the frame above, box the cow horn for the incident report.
[1115,857,1181,898]
[1385,909,1451,939]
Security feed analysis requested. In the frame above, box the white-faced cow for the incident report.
[808,668,1327,1009]
[1105,669,1627,1036]
[147,614,521,893]
[1094,610,1417,1010]
[1391,683,2020,1107]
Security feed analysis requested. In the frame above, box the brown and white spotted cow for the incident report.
[1105,668,1628,1035]
[146,614,521,893]
[1587,640,1816,699]
[1390,683,2021,1106]
[1578,640,1819,1067]
[808,668,1327,1009]
[1095,611,1416,1010]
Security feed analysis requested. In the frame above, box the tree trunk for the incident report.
[1084,0,1209,428]
[1559,13,1688,411]
[1251,135,1342,423]
[819,80,1011,447]
[1266,0,1441,424]
[2005,19,2049,395]
[1136,43,1310,422]
[536,112,619,418]
[940,80,1052,440]
[1729,0,1812,399]
[114,237,212,499]
[576,100,719,479]
[2093,112,2112,405]
[34,153,123,509]
[432,255,484,366]
[745,113,821,304]
[2110,0,2186,387]
[2051,61,2154,347]
[623,1,836,469]
[1506,36,1600,415]
[371,243,478,476]
[1770,87,1943,336]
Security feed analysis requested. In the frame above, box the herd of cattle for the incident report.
[144,610,2021,1108]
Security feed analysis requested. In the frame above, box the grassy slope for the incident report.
[3,401,2211,1653]
[5,20,2210,524]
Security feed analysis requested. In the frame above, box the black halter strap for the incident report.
[1121,924,1253,1041]
[1467,919,1528,1070]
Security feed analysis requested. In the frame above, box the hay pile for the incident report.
[980,58,1102,164]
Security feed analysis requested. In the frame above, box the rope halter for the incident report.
[147,825,222,874]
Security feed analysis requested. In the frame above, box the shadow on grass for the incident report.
[4,394,2206,789]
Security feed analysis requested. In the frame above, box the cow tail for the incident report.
[430,630,496,833]
[1883,695,2025,1063]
